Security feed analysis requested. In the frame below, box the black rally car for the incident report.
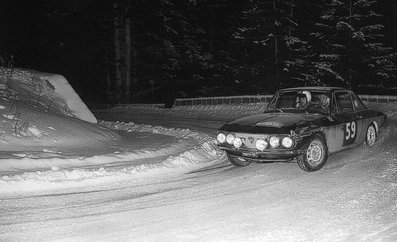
[216,87,386,171]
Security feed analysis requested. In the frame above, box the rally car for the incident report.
[216,87,386,171]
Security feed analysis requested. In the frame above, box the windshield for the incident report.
[267,90,331,114]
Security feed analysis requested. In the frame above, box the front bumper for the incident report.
[219,146,304,162]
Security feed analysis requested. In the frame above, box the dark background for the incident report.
[1,0,396,107]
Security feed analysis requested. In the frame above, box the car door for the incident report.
[331,91,364,151]
[350,91,367,144]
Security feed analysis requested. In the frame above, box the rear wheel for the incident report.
[366,124,377,147]
[297,135,328,172]
[227,153,252,167]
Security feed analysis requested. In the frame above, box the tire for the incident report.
[227,153,252,167]
[365,124,377,147]
[297,135,328,172]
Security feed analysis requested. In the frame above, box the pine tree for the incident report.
[232,0,314,92]
[281,0,320,87]
[311,0,396,89]
[134,0,212,102]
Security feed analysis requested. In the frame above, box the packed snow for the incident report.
[1,69,397,241]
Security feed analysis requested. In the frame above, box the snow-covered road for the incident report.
[1,103,397,241]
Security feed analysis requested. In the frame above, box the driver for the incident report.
[296,91,311,108]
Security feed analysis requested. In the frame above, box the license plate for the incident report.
[242,152,257,157]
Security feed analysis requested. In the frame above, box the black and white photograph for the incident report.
[1,0,397,241]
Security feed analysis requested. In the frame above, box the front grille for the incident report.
[235,133,269,149]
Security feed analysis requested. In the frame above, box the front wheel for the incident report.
[365,124,377,147]
[227,153,252,167]
[297,135,328,172]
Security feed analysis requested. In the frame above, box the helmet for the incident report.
[301,91,312,102]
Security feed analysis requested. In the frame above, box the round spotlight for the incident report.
[226,134,235,145]
[282,137,293,148]
[256,139,268,151]
[217,133,226,143]
[269,136,280,148]
[233,137,243,148]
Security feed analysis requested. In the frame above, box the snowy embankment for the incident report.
[102,102,268,118]
[0,68,222,195]
[0,121,221,195]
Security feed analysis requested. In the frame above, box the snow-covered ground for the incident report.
[1,69,397,241]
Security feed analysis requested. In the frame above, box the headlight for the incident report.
[233,137,243,148]
[256,139,268,151]
[217,133,226,143]
[269,136,280,148]
[226,134,235,145]
[282,137,293,148]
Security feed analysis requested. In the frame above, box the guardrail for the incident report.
[91,94,397,111]
[91,103,165,111]
[173,95,273,106]
[358,95,397,103]
[173,94,397,107]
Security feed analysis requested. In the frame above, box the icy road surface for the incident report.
[1,104,397,241]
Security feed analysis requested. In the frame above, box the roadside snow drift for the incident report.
[0,67,222,195]
[42,72,97,123]
[0,121,221,195]
[1,68,96,123]
[0,67,120,156]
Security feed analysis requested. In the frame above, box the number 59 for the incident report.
[345,122,356,140]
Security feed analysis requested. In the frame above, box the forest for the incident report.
[1,0,396,106]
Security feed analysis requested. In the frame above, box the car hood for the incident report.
[220,112,328,134]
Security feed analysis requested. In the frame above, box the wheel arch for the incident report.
[369,120,379,134]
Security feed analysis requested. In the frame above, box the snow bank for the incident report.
[44,73,97,123]
[1,67,114,162]
[0,68,96,123]
[99,120,214,144]
[102,103,267,119]
[0,147,221,195]
[0,121,221,195]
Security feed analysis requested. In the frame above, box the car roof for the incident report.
[278,86,347,92]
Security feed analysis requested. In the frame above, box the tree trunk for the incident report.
[124,0,132,102]
[209,5,214,53]
[273,0,278,65]
[131,17,138,103]
[273,0,280,87]
[113,0,123,103]
[348,0,353,88]
[289,0,294,37]
[105,53,113,103]
[274,35,278,65]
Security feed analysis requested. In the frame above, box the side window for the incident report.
[351,92,366,111]
[334,92,354,113]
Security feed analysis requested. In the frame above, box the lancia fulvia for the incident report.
[216,87,386,171]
